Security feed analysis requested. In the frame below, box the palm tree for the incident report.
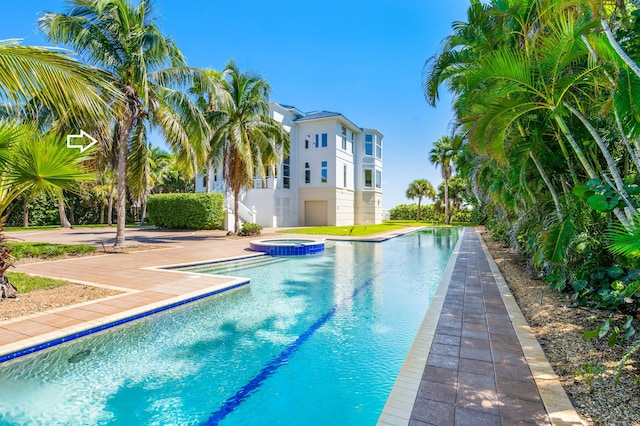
[405,179,435,222]
[190,69,228,192]
[129,144,172,225]
[208,61,290,233]
[0,122,93,298]
[429,135,462,224]
[40,0,207,247]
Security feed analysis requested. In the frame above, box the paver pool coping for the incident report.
[0,263,254,363]
[378,228,583,426]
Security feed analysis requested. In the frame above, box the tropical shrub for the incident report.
[237,222,262,237]
[147,193,224,230]
[389,204,442,221]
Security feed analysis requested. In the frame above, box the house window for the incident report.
[341,126,347,150]
[202,175,207,188]
[376,136,382,158]
[364,169,373,188]
[305,162,311,184]
[376,170,382,188]
[343,164,348,188]
[315,134,319,148]
[365,134,373,156]
[305,137,309,149]
[321,161,328,183]
[321,133,327,147]
[283,156,290,189]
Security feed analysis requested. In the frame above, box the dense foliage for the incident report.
[427,0,640,373]
[146,193,224,230]
[427,0,640,305]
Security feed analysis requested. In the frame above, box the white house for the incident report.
[195,102,383,229]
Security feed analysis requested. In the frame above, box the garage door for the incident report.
[304,201,328,226]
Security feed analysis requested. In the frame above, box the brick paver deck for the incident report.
[380,228,583,426]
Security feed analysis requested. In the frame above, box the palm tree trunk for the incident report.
[417,198,422,221]
[140,190,148,227]
[58,196,71,228]
[22,198,28,228]
[530,151,563,219]
[205,164,212,193]
[554,115,597,178]
[444,178,450,224]
[601,18,640,79]
[114,103,136,248]
[564,102,636,218]
[100,204,105,225]
[233,187,240,233]
[614,110,640,173]
[107,181,115,226]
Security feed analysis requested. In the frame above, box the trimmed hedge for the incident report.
[389,204,442,221]
[389,203,473,223]
[147,193,224,230]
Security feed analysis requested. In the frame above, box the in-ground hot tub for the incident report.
[249,238,325,256]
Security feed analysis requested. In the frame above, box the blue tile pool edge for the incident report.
[0,279,250,364]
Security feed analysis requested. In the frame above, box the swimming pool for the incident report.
[0,228,460,425]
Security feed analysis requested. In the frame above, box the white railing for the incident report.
[226,193,257,232]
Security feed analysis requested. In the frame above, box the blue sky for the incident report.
[2,0,469,209]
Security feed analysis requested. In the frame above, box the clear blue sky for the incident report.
[2,0,469,209]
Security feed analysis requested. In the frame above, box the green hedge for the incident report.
[146,193,224,230]
[389,203,473,223]
[389,204,442,221]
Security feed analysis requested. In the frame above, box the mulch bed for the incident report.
[479,228,639,425]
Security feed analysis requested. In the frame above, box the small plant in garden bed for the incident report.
[576,361,607,392]
[237,223,262,237]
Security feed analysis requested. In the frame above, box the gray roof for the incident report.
[294,111,341,122]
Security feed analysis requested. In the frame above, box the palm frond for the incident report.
[608,214,640,261]
[0,40,117,126]
[542,213,576,264]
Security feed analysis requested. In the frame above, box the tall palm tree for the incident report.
[405,179,435,222]
[40,0,207,247]
[208,61,290,232]
[429,135,462,224]
[190,69,229,192]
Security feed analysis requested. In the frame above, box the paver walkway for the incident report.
[380,228,582,426]
[410,229,551,425]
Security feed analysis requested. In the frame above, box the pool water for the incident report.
[0,228,460,425]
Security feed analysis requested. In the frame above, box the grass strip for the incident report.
[6,271,69,293]
[6,242,96,259]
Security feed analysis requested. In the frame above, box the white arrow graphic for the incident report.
[66,130,98,152]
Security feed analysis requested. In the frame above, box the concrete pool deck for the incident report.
[0,226,582,424]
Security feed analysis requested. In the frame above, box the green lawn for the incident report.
[6,271,69,293]
[277,221,472,237]
[6,242,96,259]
